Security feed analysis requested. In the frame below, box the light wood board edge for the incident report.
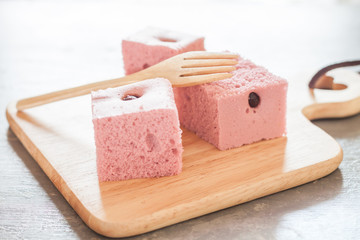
[303,69,360,120]
[104,148,342,238]
[303,96,360,120]
[6,101,343,238]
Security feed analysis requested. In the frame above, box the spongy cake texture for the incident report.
[92,78,183,181]
[174,57,288,150]
[122,27,205,75]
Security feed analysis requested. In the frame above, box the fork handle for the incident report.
[16,71,151,111]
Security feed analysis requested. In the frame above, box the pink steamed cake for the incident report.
[174,57,288,150]
[91,78,183,181]
[122,27,205,75]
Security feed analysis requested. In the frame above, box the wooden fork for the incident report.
[16,51,238,110]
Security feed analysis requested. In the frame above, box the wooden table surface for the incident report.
[1,0,360,239]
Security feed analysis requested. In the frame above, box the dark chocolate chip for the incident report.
[122,95,139,101]
[143,63,149,69]
[248,92,260,108]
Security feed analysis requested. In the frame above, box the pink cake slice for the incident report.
[174,57,288,150]
[122,27,205,75]
[91,78,183,181]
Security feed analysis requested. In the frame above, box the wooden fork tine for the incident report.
[179,72,233,87]
[182,59,238,68]
[180,66,236,77]
[183,51,239,60]
[16,51,238,110]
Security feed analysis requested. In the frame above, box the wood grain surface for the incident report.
[6,68,360,237]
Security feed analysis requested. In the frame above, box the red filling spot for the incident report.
[157,37,177,42]
[122,95,139,101]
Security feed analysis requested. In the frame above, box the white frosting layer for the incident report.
[124,26,203,50]
[91,78,176,119]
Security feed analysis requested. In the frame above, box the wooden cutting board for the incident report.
[6,69,360,238]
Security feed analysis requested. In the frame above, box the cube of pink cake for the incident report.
[91,78,183,181]
[174,57,288,150]
[122,27,205,75]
